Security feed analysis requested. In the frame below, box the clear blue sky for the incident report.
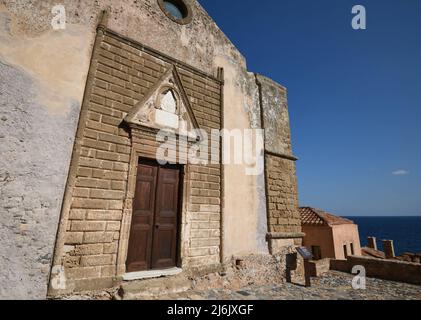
[199,0,421,216]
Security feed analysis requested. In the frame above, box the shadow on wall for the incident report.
[285,252,297,283]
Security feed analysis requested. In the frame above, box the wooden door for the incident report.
[126,161,158,272]
[151,166,180,269]
[126,160,180,272]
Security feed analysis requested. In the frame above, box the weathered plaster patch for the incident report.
[0,19,93,115]
[1,0,246,75]
[257,75,292,155]
[0,61,80,299]
[214,55,268,257]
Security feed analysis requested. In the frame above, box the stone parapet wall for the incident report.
[330,255,421,285]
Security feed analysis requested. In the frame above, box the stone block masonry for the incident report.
[255,74,303,253]
[330,256,421,286]
[265,154,301,235]
[51,28,223,293]
[1,0,303,300]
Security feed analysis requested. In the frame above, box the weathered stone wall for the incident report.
[256,75,293,156]
[51,29,222,293]
[0,2,94,299]
[0,59,82,299]
[330,256,421,285]
[255,74,302,256]
[255,76,300,231]
[0,0,266,298]
[0,0,246,75]
[0,0,294,298]
[194,250,305,292]
[265,154,301,234]
[307,258,331,277]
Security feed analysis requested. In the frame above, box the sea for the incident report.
[346,216,421,255]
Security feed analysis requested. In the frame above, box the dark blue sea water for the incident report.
[346,216,421,255]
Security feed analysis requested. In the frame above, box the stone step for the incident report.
[118,273,193,300]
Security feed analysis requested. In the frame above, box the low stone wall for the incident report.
[330,256,421,285]
[330,259,350,272]
[308,259,330,277]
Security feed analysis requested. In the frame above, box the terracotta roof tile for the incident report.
[299,207,326,226]
[299,207,355,226]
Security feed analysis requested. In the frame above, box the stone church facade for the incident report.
[0,0,302,299]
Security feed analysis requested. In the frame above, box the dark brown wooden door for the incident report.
[151,166,180,269]
[126,160,180,272]
[126,161,158,272]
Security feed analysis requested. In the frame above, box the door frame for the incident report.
[127,157,183,272]
[116,141,188,277]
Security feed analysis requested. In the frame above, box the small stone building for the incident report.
[300,207,362,260]
[0,0,303,299]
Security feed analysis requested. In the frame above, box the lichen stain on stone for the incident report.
[0,18,93,115]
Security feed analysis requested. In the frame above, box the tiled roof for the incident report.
[299,207,355,227]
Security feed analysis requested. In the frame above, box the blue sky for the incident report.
[199,0,421,216]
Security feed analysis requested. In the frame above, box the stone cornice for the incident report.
[265,150,298,162]
[266,232,305,240]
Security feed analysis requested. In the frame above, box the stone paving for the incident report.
[144,271,421,301]
[56,271,421,300]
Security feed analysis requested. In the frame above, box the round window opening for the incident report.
[158,0,192,25]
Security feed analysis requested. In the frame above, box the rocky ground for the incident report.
[145,271,421,300]
[56,271,421,300]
